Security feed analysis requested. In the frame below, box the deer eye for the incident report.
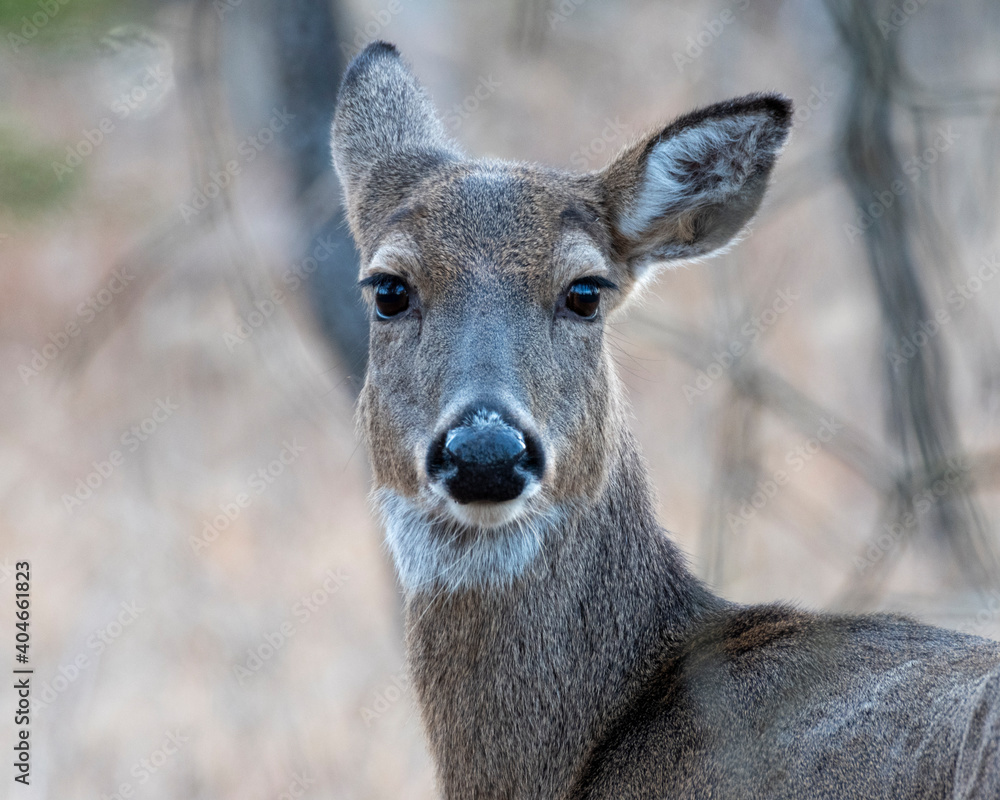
[564,279,602,319]
[372,276,410,319]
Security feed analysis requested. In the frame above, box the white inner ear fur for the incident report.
[618,113,771,241]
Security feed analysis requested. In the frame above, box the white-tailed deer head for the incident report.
[332,42,791,593]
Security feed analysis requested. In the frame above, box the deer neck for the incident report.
[402,430,720,798]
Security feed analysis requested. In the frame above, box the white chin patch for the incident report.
[373,487,557,594]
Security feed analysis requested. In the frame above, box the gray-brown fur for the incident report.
[331,42,1000,799]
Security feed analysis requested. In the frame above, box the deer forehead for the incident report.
[361,165,615,299]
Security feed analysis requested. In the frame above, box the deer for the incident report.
[330,41,1000,799]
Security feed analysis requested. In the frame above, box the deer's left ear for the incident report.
[331,41,461,244]
[600,93,792,280]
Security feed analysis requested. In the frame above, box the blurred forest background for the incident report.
[2,0,1000,797]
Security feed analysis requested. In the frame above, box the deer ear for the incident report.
[331,42,460,239]
[601,94,792,281]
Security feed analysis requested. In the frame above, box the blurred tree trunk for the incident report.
[269,0,368,382]
[217,0,368,383]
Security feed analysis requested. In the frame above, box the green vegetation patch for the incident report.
[0,126,78,215]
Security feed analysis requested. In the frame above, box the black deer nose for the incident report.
[428,408,544,504]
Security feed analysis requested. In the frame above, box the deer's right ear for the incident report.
[600,94,792,284]
[331,41,460,241]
